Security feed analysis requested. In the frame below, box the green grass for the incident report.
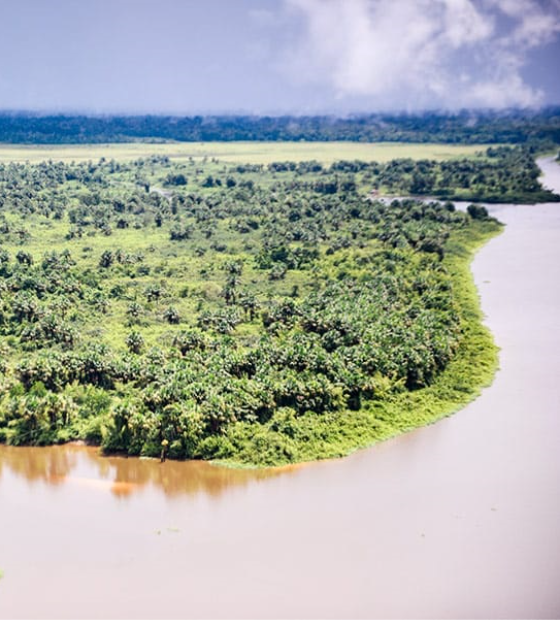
[0,211,307,357]
[0,141,490,164]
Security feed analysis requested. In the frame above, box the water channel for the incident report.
[1,158,559,619]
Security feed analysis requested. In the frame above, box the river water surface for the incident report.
[1,159,560,619]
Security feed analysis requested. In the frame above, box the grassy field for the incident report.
[0,141,489,164]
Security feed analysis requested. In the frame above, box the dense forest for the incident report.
[0,146,529,464]
[0,108,559,146]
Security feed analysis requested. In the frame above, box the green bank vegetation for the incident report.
[0,149,512,465]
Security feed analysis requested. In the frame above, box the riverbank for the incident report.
[216,222,502,466]
[0,152,505,466]
[0,219,503,468]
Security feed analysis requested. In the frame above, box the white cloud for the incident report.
[281,0,560,109]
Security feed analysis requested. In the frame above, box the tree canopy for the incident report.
[0,151,511,464]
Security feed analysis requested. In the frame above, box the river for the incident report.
[1,159,559,619]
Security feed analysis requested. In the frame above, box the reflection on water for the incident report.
[0,443,295,499]
[0,443,79,487]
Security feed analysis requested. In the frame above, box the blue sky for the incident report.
[0,0,559,114]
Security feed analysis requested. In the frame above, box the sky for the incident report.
[0,0,559,115]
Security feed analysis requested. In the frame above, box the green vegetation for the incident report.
[0,141,490,165]
[1,108,559,145]
[0,148,515,465]
[219,225,501,465]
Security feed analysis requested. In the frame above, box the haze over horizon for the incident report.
[1,0,559,116]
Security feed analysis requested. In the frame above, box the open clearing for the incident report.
[0,141,489,164]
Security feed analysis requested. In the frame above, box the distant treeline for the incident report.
[271,147,560,203]
[0,108,559,145]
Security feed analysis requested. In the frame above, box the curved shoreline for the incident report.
[214,221,503,467]
[1,158,559,619]
[0,221,501,469]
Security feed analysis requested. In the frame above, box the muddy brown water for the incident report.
[1,159,560,619]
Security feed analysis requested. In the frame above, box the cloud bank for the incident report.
[283,0,560,109]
